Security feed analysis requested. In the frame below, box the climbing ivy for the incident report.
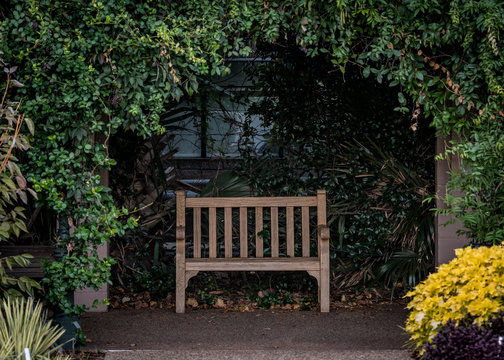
[0,0,267,313]
[284,0,504,244]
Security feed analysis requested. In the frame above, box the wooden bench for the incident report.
[176,190,330,313]
[0,245,54,278]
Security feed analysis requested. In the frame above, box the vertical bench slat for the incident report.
[193,208,201,258]
[302,206,310,257]
[255,207,263,257]
[225,207,232,258]
[287,206,294,257]
[271,206,279,257]
[209,207,217,258]
[240,207,248,258]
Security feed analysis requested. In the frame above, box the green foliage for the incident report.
[196,277,218,305]
[405,244,504,353]
[242,276,315,310]
[0,49,40,298]
[0,297,69,359]
[197,290,217,306]
[235,46,434,288]
[1,0,503,312]
[283,0,504,245]
[42,253,115,317]
[439,123,504,245]
[112,225,175,300]
[200,171,252,197]
[0,65,34,241]
[0,253,41,298]
[123,266,174,301]
[0,0,276,314]
[121,259,175,301]
[253,289,296,310]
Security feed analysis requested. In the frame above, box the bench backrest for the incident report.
[176,190,327,259]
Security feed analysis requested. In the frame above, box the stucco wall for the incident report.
[74,242,109,312]
[74,165,109,312]
[435,136,468,266]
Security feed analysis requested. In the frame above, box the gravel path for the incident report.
[104,349,411,360]
[81,302,411,359]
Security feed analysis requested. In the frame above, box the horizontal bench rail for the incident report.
[186,257,320,272]
[186,196,318,208]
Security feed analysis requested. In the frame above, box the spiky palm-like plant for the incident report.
[0,297,69,359]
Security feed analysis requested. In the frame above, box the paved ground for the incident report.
[104,350,411,359]
[81,302,411,359]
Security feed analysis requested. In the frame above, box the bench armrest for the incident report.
[176,226,186,241]
[318,225,330,241]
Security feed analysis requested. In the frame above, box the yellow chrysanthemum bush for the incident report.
[405,244,504,352]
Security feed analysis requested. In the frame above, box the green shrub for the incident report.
[405,244,504,352]
[234,47,434,289]
[0,297,69,359]
[0,51,40,299]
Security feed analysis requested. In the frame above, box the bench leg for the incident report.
[308,269,329,312]
[320,268,330,313]
[176,270,199,313]
[176,263,186,314]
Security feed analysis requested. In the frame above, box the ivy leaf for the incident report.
[18,191,28,205]
[398,92,406,105]
[363,66,371,78]
[27,188,38,199]
[15,175,27,189]
[1,177,16,190]
[24,117,34,135]
[10,79,24,88]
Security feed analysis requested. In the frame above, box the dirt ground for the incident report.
[80,302,409,352]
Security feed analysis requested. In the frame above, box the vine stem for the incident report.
[0,112,24,175]
[1,73,10,107]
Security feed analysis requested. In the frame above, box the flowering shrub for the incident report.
[422,314,504,360]
[405,244,504,351]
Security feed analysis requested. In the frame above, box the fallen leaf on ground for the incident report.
[214,298,226,308]
[186,298,198,307]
